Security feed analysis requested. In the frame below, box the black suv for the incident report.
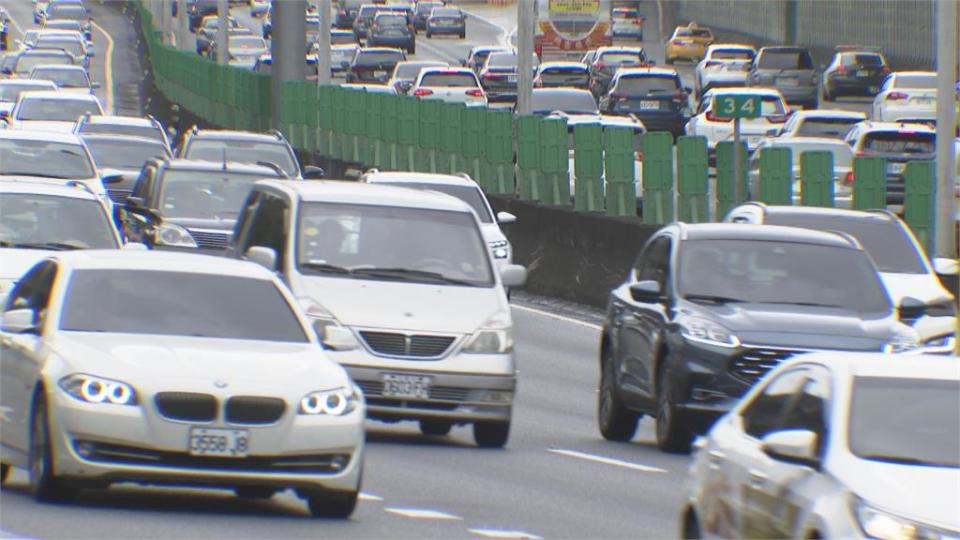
[598,69,690,137]
[821,47,890,101]
[346,47,407,84]
[176,127,323,180]
[122,159,287,251]
[366,12,415,54]
[597,223,918,453]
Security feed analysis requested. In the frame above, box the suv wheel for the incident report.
[1,463,9,485]
[426,29,433,38]
[30,395,75,502]
[655,365,692,453]
[473,420,510,448]
[597,348,640,442]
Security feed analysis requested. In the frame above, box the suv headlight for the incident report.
[488,239,510,260]
[154,223,197,248]
[463,311,513,354]
[854,498,945,540]
[297,298,360,347]
[59,374,137,405]
[882,332,920,354]
[679,316,740,348]
[299,385,362,416]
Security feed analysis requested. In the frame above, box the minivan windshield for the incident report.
[16,97,101,121]
[0,193,117,249]
[184,139,298,177]
[158,170,264,220]
[678,239,891,313]
[374,183,493,223]
[60,270,309,343]
[0,138,96,179]
[297,202,494,286]
[83,137,170,170]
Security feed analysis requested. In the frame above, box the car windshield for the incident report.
[675,28,712,38]
[761,214,926,274]
[598,52,644,65]
[893,75,936,89]
[229,36,266,50]
[331,32,355,45]
[31,68,87,88]
[185,139,297,176]
[862,132,935,156]
[678,239,891,313]
[157,170,264,220]
[394,62,443,79]
[539,68,589,87]
[848,377,959,468]
[78,122,163,144]
[841,53,884,67]
[16,54,74,74]
[375,182,493,223]
[59,270,309,343]
[796,117,861,138]
[356,51,404,65]
[84,138,169,170]
[420,73,477,87]
[0,139,95,179]
[432,8,460,17]
[615,75,680,94]
[531,91,599,115]
[0,83,55,102]
[0,193,117,249]
[16,97,101,121]
[297,202,493,286]
[712,49,753,60]
[34,40,84,57]
[48,5,87,20]
[758,50,814,69]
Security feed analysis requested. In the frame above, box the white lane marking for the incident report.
[414,37,460,64]
[359,492,383,502]
[469,529,542,540]
[547,448,669,474]
[461,9,513,47]
[90,19,115,113]
[511,304,603,331]
[384,507,462,520]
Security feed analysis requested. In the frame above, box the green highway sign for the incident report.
[714,94,762,119]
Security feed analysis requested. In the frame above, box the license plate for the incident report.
[374,70,387,78]
[382,374,431,399]
[778,77,799,86]
[189,427,249,458]
[888,162,906,174]
[506,74,517,83]
[856,69,869,77]
[639,100,659,109]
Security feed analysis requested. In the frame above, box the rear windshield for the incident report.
[615,75,680,94]
[796,117,860,138]
[431,8,462,17]
[893,75,936,89]
[612,9,639,18]
[376,15,406,27]
[539,68,589,86]
[862,132,935,155]
[675,28,712,38]
[841,53,884,67]
[757,50,814,70]
[712,49,754,60]
[356,51,404,65]
[416,2,443,15]
[420,73,477,87]
[598,52,645,65]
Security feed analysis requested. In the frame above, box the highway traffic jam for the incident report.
[0,0,958,538]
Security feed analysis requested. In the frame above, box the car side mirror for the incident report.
[91,81,101,89]
[629,280,661,303]
[0,111,8,121]
[125,195,145,209]
[898,296,926,320]
[322,325,358,351]
[933,257,959,276]
[101,173,124,185]
[1,308,39,335]
[500,264,527,287]
[245,246,278,271]
[302,165,325,179]
[496,211,516,225]
[761,429,819,468]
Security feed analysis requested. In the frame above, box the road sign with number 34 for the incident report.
[713,94,762,119]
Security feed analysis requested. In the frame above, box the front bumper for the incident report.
[48,387,364,493]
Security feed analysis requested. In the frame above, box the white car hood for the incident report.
[0,248,51,281]
[835,456,960,531]
[879,272,950,305]
[9,120,79,133]
[298,276,504,334]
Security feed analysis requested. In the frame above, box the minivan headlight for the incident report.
[59,374,137,406]
[488,239,511,260]
[854,499,945,540]
[882,335,920,354]
[299,385,362,416]
[922,333,956,354]
[679,316,740,348]
[154,223,197,248]
[463,311,514,354]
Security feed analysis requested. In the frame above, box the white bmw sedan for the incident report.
[681,352,959,539]
[0,250,364,518]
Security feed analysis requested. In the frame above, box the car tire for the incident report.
[1,463,9,484]
[419,419,453,436]
[305,489,358,518]
[473,420,510,448]
[234,486,277,499]
[408,44,416,55]
[30,395,75,503]
[426,30,432,38]
[459,31,465,39]
[666,57,674,65]
[597,347,640,442]
[655,365,692,454]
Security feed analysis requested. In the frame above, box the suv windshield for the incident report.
[678,239,891,313]
[297,202,493,286]
[376,183,493,223]
[615,75,680,95]
[16,97,100,121]
[185,139,297,176]
[355,51,404,65]
[862,132,935,156]
[0,193,117,249]
[758,50,814,70]
[420,73,477,87]
[0,83,55,102]
[30,68,87,88]
[796,117,860,138]
[158,170,264,220]
[0,139,95,179]
[849,377,959,468]
[84,138,169,170]
[531,91,599,115]
[60,270,309,343]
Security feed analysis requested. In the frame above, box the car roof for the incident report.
[678,223,859,248]
[0,129,84,144]
[51,249,277,279]
[538,61,588,70]
[81,115,157,127]
[0,180,100,200]
[18,90,99,102]
[189,129,282,142]
[161,158,285,175]
[751,204,896,222]
[256,180,476,213]
[852,120,937,133]
[364,171,480,188]
[790,109,866,120]
[706,43,755,52]
[780,352,960,381]
[615,67,679,77]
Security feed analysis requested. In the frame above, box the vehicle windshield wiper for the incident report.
[756,301,847,308]
[0,240,85,250]
[858,454,955,467]
[0,171,70,179]
[351,267,476,286]
[298,262,353,275]
[683,294,745,304]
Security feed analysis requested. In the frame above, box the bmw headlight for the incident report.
[299,385,362,416]
[154,223,197,248]
[679,316,740,348]
[59,374,137,406]
[882,333,920,354]
[488,239,511,260]
[854,499,946,540]
[463,311,513,354]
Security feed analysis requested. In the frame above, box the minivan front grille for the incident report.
[154,392,218,422]
[186,228,231,250]
[730,348,801,383]
[225,396,286,425]
[358,331,456,358]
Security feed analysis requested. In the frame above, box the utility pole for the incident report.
[271,0,307,130]
[216,0,228,65]
[934,0,957,261]
[177,0,190,52]
[317,0,332,86]
[516,0,535,115]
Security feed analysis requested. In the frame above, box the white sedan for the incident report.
[0,250,365,517]
[410,67,487,106]
[685,87,790,154]
[681,352,960,539]
[871,71,937,122]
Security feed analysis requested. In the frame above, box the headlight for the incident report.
[154,223,197,248]
[679,316,740,348]
[489,239,510,260]
[299,385,362,416]
[463,311,513,354]
[59,374,137,405]
[922,333,956,354]
[854,499,946,540]
[882,334,920,354]
[297,298,345,341]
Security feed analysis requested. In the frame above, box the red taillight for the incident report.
[672,91,687,102]
[482,72,498,79]
[705,111,730,122]
[767,114,789,123]
[465,88,484,97]
[632,20,641,25]
[413,88,433,96]
[836,65,847,75]
[844,171,855,185]
[881,66,891,74]
[887,91,908,100]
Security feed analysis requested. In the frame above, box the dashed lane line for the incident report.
[359,492,383,502]
[468,528,542,540]
[384,507,463,520]
[511,304,603,331]
[90,19,115,113]
[547,448,669,474]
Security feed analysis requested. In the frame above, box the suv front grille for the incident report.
[107,188,132,204]
[186,229,231,250]
[358,331,456,358]
[155,392,218,422]
[225,396,286,425]
[730,348,801,384]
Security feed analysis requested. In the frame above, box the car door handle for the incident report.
[748,470,768,487]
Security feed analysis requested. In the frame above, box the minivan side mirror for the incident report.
[1,309,39,335]
[323,325,359,351]
[629,280,661,303]
[933,257,959,276]
[302,165,325,179]
[500,264,527,287]
[898,296,926,320]
[761,429,819,469]
[245,246,277,271]
[496,211,516,225]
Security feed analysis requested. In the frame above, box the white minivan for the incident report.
[229,180,526,447]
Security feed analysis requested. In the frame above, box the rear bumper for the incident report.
[776,85,818,104]
[427,23,465,34]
